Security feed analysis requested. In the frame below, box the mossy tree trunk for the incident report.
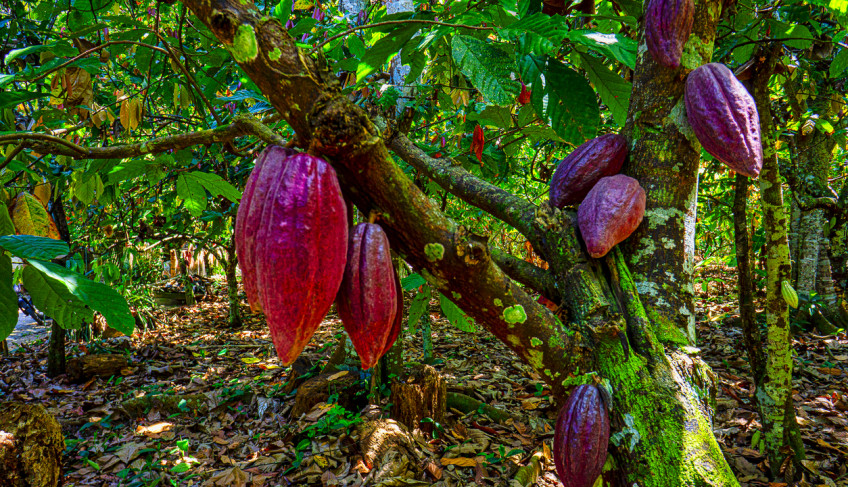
[171,0,739,483]
[749,47,805,476]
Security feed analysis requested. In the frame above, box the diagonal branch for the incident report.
[490,248,560,303]
[389,133,537,238]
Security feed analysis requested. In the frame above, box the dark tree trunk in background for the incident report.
[226,236,242,327]
[47,197,71,377]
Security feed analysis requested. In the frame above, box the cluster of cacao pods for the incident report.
[234,146,401,368]
[554,384,610,487]
[548,134,646,258]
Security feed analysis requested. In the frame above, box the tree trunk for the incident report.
[47,196,72,378]
[226,236,242,327]
[749,48,805,476]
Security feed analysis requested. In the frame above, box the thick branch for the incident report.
[180,0,586,397]
[389,133,537,237]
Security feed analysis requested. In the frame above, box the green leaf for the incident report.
[568,30,636,69]
[0,205,14,237]
[439,293,476,332]
[575,52,631,127]
[26,260,134,335]
[0,235,69,261]
[767,21,814,50]
[0,254,19,341]
[407,289,430,333]
[401,273,427,290]
[188,172,241,202]
[177,174,207,217]
[170,462,191,474]
[529,58,599,145]
[468,105,514,129]
[831,48,848,78]
[452,35,521,105]
[0,91,45,110]
[498,13,568,53]
[5,45,54,63]
[356,23,420,83]
[289,18,318,37]
[23,265,93,330]
[347,35,366,58]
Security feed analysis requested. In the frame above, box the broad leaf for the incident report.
[439,293,476,332]
[189,172,242,202]
[177,173,207,216]
[529,58,600,145]
[356,23,421,82]
[23,265,93,330]
[0,205,14,237]
[452,35,521,105]
[0,254,18,341]
[407,288,430,333]
[0,235,69,261]
[27,260,134,335]
[576,52,631,128]
[568,31,636,69]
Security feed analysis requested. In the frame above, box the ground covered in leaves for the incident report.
[0,273,847,486]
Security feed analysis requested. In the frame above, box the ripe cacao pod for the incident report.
[338,223,398,369]
[549,134,627,208]
[644,0,694,69]
[577,175,646,258]
[781,280,799,309]
[685,63,763,178]
[246,150,348,365]
[380,268,404,357]
[553,384,610,487]
[234,146,295,313]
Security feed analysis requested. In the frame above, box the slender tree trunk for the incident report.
[226,237,242,327]
[750,48,805,476]
[47,196,72,378]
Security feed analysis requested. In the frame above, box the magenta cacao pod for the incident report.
[553,385,610,487]
[235,146,296,313]
[644,0,694,69]
[338,223,398,369]
[249,152,348,365]
[549,134,627,208]
[577,175,646,258]
[685,63,763,178]
[380,268,404,357]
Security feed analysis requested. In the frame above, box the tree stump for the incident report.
[0,402,63,487]
[390,364,445,434]
[291,371,361,418]
[67,353,128,382]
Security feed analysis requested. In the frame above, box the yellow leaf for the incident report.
[120,99,129,130]
[33,183,52,207]
[11,192,59,238]
[240,357,261,364]
[180,85,192,110]
[440,457,477,467]
[173,84,180,110]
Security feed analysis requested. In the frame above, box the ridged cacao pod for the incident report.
[781,280,799,309]
[577,175,646,258]
[549,134,627,208]
[338,223,398,369]
[553,385,610,487]
[380,268,404,357]
[234,146,296,313]
[244,151,348,365]
[685,63,763,178]
[644,0,694,69]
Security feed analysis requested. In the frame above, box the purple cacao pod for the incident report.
[644,0,694,69]
[338,223,398,369]
[554,385,610,487]
[577,175,646,258]
[549,134,627,208]
[235,146,296,313]
[247,152,348,365]
[685,63,763,178]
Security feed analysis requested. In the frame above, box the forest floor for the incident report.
[0,271,847,487]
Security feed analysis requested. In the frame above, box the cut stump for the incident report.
[67,353,128,382]
[291,371,361,418]
[390,364,445,434]
[0,402,63,487]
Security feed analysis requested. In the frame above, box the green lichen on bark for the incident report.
[424,243,445,262]
[503,304,527,324]
[230,24,259,63]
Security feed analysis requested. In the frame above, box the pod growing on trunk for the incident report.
[553,384,610,487]
[338,223,398,369]
[577,175,646,258]
[237,149,348,365]
[645,0,694,69]
[685,63,763,178]
[549,134,627,208]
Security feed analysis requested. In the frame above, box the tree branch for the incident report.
[490,248,560,303]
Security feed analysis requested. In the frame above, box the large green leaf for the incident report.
[356,23,421,83]
[0,235,69,261]
[26,260,134,335]
[0,205,14,237]
[0,92,46,110]
[0,254,18,341]
[576,52,631,128]
[23,265,92,330]
[189,172,242,202]
[498,13,569,54]
[568,31,636,69]
[177,173,207,216]
[439,293,476,333]
[526,58,600,145]
[407,288,430,333]
[452,35,521,105]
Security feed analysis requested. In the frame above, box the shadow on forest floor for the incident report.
[0,271,846,486]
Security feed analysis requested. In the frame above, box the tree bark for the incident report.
[749,47,805,476]
[225,235,242,327]
[47,196,72,378]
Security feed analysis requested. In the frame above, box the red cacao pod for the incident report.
[577,174,646,258]
[380,268,404,357]
[685,63,763,178]
[553,385,610,487]
[338,223,398,369]
[249,152,348,365]
[644,0,694,69]
[549,134,627,208]
[235,146,296,313]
